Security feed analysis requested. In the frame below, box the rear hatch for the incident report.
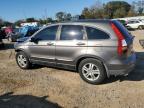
[111,20,135,57]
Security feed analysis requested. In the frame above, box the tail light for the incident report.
[110,22,127,56]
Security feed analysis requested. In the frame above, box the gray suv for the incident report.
[14,20,136,84]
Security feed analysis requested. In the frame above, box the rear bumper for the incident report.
[109,63,135,76]
[107,53,136,76]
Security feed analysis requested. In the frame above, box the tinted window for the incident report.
[128,21,132,24]
[128,21,139,24]
[135,21,139,23]
[86,27,109,39]
[35,26,58,40]
[60,25,84,40]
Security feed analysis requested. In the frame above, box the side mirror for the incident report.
[31,37,39,43]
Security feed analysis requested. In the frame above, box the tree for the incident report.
[138,7,144,15]
[26,18,36,22]
[72,15,81,20]
[104,1,131,18]
[90,7,105,19]
[91,0,103,9]
[3,21,13,26]
[132,1,144,15]
[0,18,3,25]
[14,20,24,26]
[56,12,65,22]
[39,17,54,25]
[39,19,45,25]
[82,8,92,19]
[113,7,127,18]
[56,12,72,22]
[79,15,85,19]
[127,6,137,17]
[0,18,3,27]
[64,13,72,21]
[0,18,13,27]
[46,18,53,23]
[82,6,105,19]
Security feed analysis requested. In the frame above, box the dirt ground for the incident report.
[0,30,144,108]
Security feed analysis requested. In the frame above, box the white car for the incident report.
[126,20,144,30]
[139,19,144,23]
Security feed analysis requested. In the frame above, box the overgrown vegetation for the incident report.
[81,1,143,19]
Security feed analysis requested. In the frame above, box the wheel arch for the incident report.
[75,55,110,77]
[15,49,31,60]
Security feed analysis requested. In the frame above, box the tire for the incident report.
[16,51,31,69]
[78,58,106,85]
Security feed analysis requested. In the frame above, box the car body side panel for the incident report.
[55,40,87,66]
[28,41,56,63]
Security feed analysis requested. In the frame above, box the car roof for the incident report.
[44,19,113,28]
[62,19,111,24]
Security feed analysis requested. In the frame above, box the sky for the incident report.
[0,0,133,22]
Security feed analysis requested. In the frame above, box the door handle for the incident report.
[76,42,85,46]
[47,42,54,46]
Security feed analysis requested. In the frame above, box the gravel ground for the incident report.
[0,30,144,108]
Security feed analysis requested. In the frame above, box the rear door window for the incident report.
[60,25,84,40]
[85,27,110,40]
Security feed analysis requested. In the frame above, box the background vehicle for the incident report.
[0,37,3,48]
[0,28,5,48]
[0,28,6,39]
[118,20,127,26]
[139,19,144,23]
[14,20,136,84]
[126,20,144,30]
[11,26,39,42]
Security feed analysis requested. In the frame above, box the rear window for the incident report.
[112,20,132,40]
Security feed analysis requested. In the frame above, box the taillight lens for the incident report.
[111,22,127,56]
